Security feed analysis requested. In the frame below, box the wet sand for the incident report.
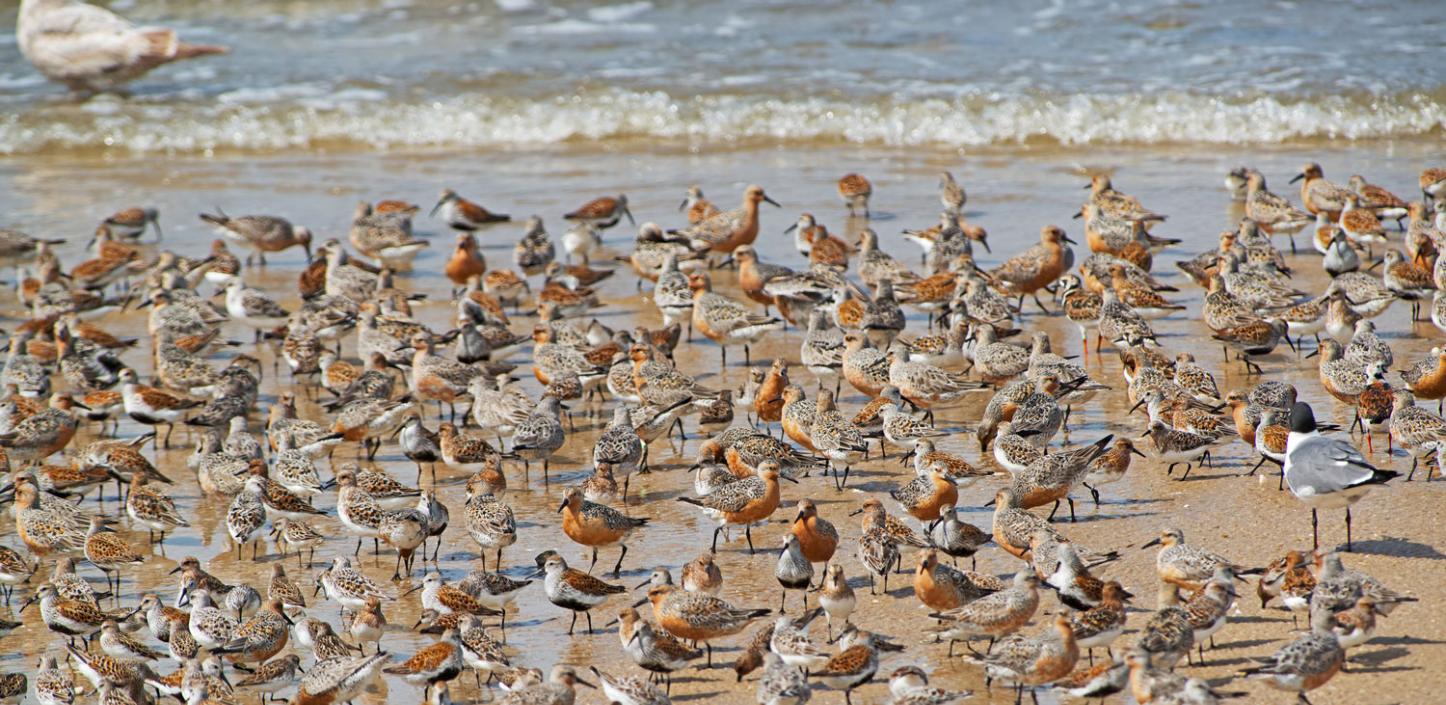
[1,139,1443,704]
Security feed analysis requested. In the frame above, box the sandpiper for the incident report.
[537,554,625,635]
[680,185,718,224]
[383,628,464,699]
[677,461,790,554]
[912,548,1000,613]
[508,395,567,478]
[558,486,648,576]
[317,556,392,612]
[677,185,779,256]
[234,653,304,702]
[837,173,873,218]
[790,499,838,574]
[83,515,144,593]
[988,226,1076,313]
[199,211,312,265]
[639,584,771,666]
[689,270,784,366]
[1240,609,1344,702]
[926,570,1040,656]
[1143,527,1253,607]
[432,189,510,230]
[565,194,634,230]
[968,614,1078,701]
[590,665,669,705]
[464,480,516,571]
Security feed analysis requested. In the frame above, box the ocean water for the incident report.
[2,0,1444,154]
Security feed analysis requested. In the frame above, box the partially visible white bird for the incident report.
[17,0,227,93]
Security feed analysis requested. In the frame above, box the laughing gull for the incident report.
[1284,402,1399,551]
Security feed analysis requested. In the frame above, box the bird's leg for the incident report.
[1345,508,1353,552]
[1311,509,1320,551]
[613,545,627,577]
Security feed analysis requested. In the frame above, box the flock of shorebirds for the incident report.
[0,161,1443,705]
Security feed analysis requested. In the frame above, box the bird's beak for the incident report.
[633,577,653,590]
[677,199,688,212]
[784,223,797,234]
[1289,173,1305,184]
[847,507,863,516]
[780,474,798,484]
[983,498,996,508]
[603,617,620,629]
[152,216,163,241]
[1138,428,1152,439]
[402,585,423,596]
[19,594,37,613]
[1142,537,1162,549]
[1366,258,1383,271]
[177,589,191,607]
[527,569,545,580]
[793,510,805,524]
[556,500,568,514]
[1129,446,1146,458]
[1129,398,1145,414]
[1061,234,1077,245]
[979,238,991,253]
[1081,182,1092,190]
[575,677,597,690]
[624,207,636,226]
[430,198,446,217]
[1305,348,1320,359]
[1072,209,1084,220]
[627,630,640,645]
[303,243,313,263]
[631,596,649,608]
[764,196,781,208]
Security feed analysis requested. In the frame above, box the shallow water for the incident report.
[2,0,1445,153]
[0,136,1443,704]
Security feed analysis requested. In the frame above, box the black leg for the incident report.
[613,545,627,577]
[1336,508,1347,554]
[1311,509,1320,551]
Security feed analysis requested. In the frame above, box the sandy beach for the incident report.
[0,135,1440,704]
